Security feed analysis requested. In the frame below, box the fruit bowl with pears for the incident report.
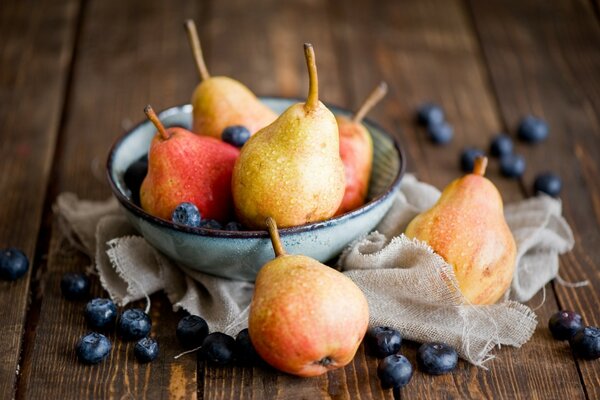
[106,26,404,282]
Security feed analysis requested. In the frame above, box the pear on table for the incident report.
[248,217,369,377]
[139,105,239,222]
[184,20,277,139]
[335,81,388,215]
[232,43,346,229]
[405,156,517,305]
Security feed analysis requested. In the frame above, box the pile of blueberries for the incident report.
[417,103,562,197]
[548,310,600,360]
[367,327,458,391]
[124,125,251,230]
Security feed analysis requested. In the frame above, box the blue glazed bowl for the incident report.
[106,98,405,281]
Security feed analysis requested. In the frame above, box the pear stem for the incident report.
[144,105,170,140]
[303,43,319,113]
[265,217,286,257]
[352,82,388,123]
[184,19,210,82]
[473,156,488,176]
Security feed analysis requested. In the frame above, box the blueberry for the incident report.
[0,248,29,281]
[417,103,445,127]
[235,328,261,365]
[570,326,600,360]
[377,354,413,389]
[427,122,453,145]
[534,172,562,197]
[200,332,236,365]
[200,219,223,230]
[134,337,159,363]
[518,116,549,143]
[500,153,526,178]
[118,308,152,341]
[224,221,243,231]
[366,326,402,358]
[489,134,514,157]
[85,298,118,330]
[60,273,91,301]
[460,148,486,172]
[76,332,112,364]
[222,125,251,148]
[176,315,209,349]
[172,202,201,227]
[124,155,148,205]
[417,342,458,375]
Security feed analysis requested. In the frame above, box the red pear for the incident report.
[139,105,239,222]
[335,82,388,215]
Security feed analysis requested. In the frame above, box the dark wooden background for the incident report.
[1,0,599,398]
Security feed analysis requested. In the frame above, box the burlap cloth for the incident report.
[55,174,575,367]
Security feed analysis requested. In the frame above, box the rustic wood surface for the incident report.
[0,0,598,399]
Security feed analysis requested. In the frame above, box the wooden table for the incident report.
[1,0,599,398]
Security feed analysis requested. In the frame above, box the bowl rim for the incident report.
[106,99,406,238]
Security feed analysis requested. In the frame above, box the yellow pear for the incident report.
[405,157,517,304]
[231,44,345,229]
[184,20,277,138]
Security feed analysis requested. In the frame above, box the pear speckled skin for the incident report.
[191,76,277,139]
[248,218,369,377]
[232,102,345,228]
[335,115,373,215]
[405,158,517,305]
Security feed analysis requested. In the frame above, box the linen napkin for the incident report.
[55,174,575,366]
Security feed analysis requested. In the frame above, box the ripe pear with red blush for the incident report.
[249,217,369,377]
[405,157,517,304]
[139,105,239,222]
[335,82,388,215]
[184,20,277,139]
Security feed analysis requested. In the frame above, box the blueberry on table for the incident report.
[222,125,251,148]
[377,354,413,389]
[200,332,236,365]
[500,153,526,178]
[118,308,152,341]
[489,134,514,157]
[76,332,112,364]
[569,326,600,360]
[518,116,549,143]
[224,221,244,231]
[460,148,486,172]
[0,248,29,281]
[235,328,261,365]
[417,103,445,127]
[366,326,402,358]
[60,273,91,300]
[172,202,202,227]
[533,172,562,197]
[134,337,159,363]
[124,155,148,204]
[85,298,118,330]
[548,310,583,341]
[427,122,453,145]
[200,219,223,230]
[176,315,209,349]
[417,342,458,375]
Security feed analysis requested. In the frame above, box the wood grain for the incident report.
[332,0,587,398]
[0,0,80,398]
[467,0,600,397]
[18,0,203,398]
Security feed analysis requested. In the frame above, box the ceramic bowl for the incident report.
[106,98,405,281]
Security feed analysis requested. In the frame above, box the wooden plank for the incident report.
[467,0,600,397]
[332,0,587,398]
[0,1,80,398]
[19,0,205,398]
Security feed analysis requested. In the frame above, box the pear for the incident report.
[139,105,240,222]
[249,217,369,377]
[184,20,277,139]
[335,82,388,215]
[232,44,346,228]
[405,157,517,304]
